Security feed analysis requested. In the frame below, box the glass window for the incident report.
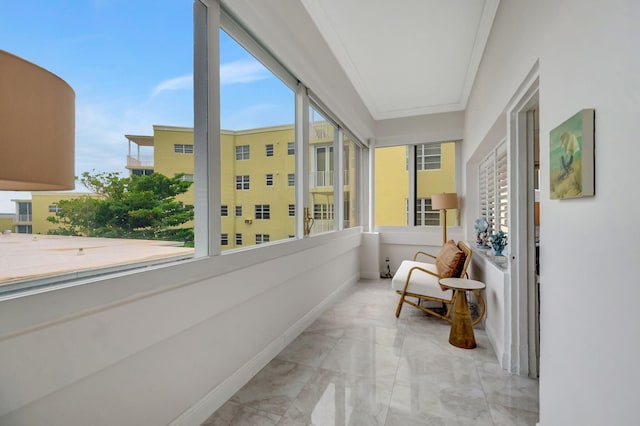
[235,233,242,245]
[375,142,456,226]
[16,225,33,234]
[221,205,228,216]
[343,133,361,228]
[174,144,194,154]
[288,204,295,216]
[374,146,408,226]
[255,234,270,244]
[176,173,194,182]
[415,198,440,226]
[235,205,242,216]
[288,173,295,186]
[415,142,455,226]
[221,233,228,246]
[220,29,296,250]
[1,1,196,290]
[235,175,250,190]
[307,106,336,235]
[255,204,270,220]
[235,145,250,160]
[416,143,441,170]
[287,142,295,155]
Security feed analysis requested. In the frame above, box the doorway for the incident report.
[527,106,541,378]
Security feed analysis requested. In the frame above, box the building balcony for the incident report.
[310,170,350,188]
[16,214,32,223]
[126,155,154,169]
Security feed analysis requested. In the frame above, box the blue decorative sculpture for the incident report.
[489,230,508,257]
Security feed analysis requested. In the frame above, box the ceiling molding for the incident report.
[301,0,500,120]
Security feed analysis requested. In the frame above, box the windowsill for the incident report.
[469,242,509,271]
[0,227,363,336]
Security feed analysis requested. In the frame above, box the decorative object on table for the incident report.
[431,192,458,245]
[549,109,595,200]
[489,230,508,257]
[0,50,75,190]
[474,217,490,248]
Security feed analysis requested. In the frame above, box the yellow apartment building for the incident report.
[12,192,91,235]
[127,124,345,249]
[0,214,13,232]
[375,142,457,227]
[13,125,453,244]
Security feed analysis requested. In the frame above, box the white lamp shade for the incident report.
[431,192,458,210]
[0,50,75,190]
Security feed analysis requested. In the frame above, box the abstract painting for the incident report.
[550,109,595,199]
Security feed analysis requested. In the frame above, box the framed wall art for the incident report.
[549,108,595,199]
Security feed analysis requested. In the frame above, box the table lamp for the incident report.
[431,192,458,245]
[0,50,75,191]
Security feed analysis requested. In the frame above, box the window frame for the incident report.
[416,143,441,170]
[235,145,250,160]
[255,204,271,220]
[235,175,250,190]
[0,0,371,297]
[174,143,194,154]
[255,234,270,244]
[265,143,274,157]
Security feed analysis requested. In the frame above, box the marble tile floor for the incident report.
[202,279,539,426]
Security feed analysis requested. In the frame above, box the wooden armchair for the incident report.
[391,240,485,325]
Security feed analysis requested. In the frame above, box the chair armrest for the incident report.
[407,265,442,280]
[413,251,437,261]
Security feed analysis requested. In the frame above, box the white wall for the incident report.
[0,231,361,425]
[374,111,465,147]
[464,0,640,424]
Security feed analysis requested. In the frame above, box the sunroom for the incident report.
[1,0,638,425]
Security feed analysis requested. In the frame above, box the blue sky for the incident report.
[0,0,294,212]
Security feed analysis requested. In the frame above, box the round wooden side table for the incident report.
[439,277,486,349]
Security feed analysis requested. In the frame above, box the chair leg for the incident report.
[395,294,404,318]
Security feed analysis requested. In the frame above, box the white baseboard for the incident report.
[169,273,358,426]
[484,319,506,370]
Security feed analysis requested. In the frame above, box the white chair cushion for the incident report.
[391,260,453,301]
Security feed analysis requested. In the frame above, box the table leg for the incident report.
[449,290,476,349]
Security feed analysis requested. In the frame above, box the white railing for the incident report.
[310,219,335,234]
[312,171,333,187]
[127,155,154,167]
[17,214,32,222]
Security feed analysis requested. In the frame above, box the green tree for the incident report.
[48,171,194,246]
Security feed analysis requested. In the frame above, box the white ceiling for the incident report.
[300,0,500,120]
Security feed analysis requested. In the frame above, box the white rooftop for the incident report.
[0,233,193,286]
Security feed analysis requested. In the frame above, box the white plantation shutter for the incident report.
[478,140,508,233]
[496,142,509,233]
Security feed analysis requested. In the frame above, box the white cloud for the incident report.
[151,74,193,97]
[221,60,270,85]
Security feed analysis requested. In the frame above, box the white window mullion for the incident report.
[336,129,344,230]
[296,83,309,238]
